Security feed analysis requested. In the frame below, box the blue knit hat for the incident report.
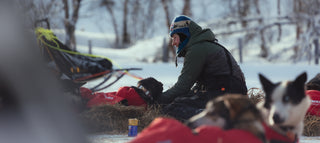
[169,15,192,54]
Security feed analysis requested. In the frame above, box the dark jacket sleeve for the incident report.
[159,45,207,104]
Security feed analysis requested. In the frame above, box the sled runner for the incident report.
[35,26,142,92]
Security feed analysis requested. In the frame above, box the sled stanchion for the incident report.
[115,68,143,80]
[90,72,113,92]
[89,68,142,92]
[74,68,143,82]
[92,73,126,92]
[114,68,143,71]
[74,70,113,82]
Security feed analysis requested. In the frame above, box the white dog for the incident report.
[258,72,311,139]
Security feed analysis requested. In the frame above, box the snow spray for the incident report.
[128,118,139,137]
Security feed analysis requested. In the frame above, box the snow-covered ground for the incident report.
[71,33,320,143]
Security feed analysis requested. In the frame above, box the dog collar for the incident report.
[279,126,294,132]
[279,126,298,143]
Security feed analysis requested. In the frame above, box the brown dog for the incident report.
[186,94,266,143]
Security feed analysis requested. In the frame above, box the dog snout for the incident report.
[272,113,284,124]
[186,110,208,129]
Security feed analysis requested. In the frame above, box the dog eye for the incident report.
[283,95,289,102]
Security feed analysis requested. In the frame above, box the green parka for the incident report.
[160,21,247,104]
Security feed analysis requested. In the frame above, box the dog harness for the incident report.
[306,90,320,117]
[263,123,298,143]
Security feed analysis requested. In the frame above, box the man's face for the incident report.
[171,34,180,48]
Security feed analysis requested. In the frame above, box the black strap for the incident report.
[190,40,233,76]
[187,39,233,76]
[211,41,233,76]
[186,40,235,93]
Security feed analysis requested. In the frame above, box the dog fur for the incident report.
[258,72,311,137]
[186,94,266,142]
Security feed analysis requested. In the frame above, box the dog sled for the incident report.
[35,26,141,92]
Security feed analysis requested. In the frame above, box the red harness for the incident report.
[306,90,320,117]
[129,118,298,143]
[263,123,298,143]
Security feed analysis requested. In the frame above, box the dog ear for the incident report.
[292,72,308,99]
[258,73,275,93]
[293,72,307,86]
[224,98,239,120]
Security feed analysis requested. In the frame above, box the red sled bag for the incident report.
[80,87,96,100]
[80,77,163,108]
[86,92,126,108]
[129,118,263,143]
[80,86,147,108]
[306,90,320,117]
[116,86,147,107]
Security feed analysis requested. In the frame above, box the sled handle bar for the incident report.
[113,68,142,71]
